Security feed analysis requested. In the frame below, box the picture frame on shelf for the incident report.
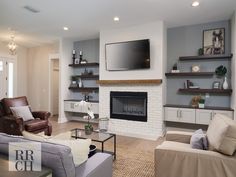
[212,81,221,89]
[74,58,80,64]
[203,28,225,55]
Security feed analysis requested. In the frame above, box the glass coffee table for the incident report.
[71,128,116,160]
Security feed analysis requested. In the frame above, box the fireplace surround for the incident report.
[110,91,147,122]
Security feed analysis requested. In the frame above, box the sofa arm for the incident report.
[76,153,113,177]
[32,111,51,120]
[155,141,236,177]
[165,131,193,144]
[2,116,24,135]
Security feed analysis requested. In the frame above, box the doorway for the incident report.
[0,57,17,99]
[50,59,59,116]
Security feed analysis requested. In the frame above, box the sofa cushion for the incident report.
[24,119,48,132]
[10,106,34,121]
[206,114,236,155]
[2,96,29,115]
[190,129,208,150]
[0,133,76,177]
[22,131,51,141]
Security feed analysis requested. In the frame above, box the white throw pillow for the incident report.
[48,138,91,166]
[22,131,51,142]
[10,106,34,121]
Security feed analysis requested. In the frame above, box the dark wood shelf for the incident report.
[164,104,234,111]
[178,88,232,95]
[64,99,99,103]
[68,87,99,92]
[97,79,162,85]
[69,62,99,67]
[179,54,233,61]
[71,75,99,79]
[165,72,214,77]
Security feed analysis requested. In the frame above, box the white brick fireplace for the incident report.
[99,84,164,140]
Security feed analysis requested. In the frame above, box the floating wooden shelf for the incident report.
[96,79,162,85]
[164,104,234,111]
[178,88,232,95]
[71,75,99,79]
[165,72,214,77]
[69,62,99,67]
[179,54,233,61]
[68,87,99,92]
[64,99,99,103]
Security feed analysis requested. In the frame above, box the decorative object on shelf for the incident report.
[198,98,205,108]
[74,58,80,64]
[191,95,202,108]
[72,50,76,64]
[191,65,200,72]
[80,59,88,64]
[212,81,221,89]
[171,63,180,73]
[82,68,89,75]
[84,94,89,102]
[70,80,78,88]
[78,78,83,88]
[8,35,17,55]
[203,28,225,55]
[88,70,93,75]
[223,77,229,90]
[215,65,227,77]
[198,48,204,56]
[78,100,95,135]
[79,51,83,63]
[184,80,199,89]
[99,117,109,132]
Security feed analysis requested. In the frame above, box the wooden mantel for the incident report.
[96,79,162,85]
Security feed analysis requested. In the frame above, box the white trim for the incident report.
[48,53,59,114]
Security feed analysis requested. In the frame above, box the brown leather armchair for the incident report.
[0,96,52,136]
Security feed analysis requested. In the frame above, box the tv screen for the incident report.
[105,39,150,71]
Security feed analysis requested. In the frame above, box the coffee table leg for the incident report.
[102,142,104,153]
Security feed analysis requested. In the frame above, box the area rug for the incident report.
[112,144,155,177]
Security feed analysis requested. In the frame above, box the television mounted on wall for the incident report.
[105,39,150,71]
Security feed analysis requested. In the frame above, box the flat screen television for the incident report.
[105,39,150,71]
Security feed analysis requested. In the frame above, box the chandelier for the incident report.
[8,35,17,55]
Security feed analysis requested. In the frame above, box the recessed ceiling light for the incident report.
[63,27,69,31]
[192,1,200,7]
[113,16,119,22]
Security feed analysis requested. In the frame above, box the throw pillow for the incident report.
[190,129,208,150]
[22,131,51,142]
[48,138,91,167]
[10,106,34,121]
[206,114,236,155]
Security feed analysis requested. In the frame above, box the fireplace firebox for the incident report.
[110,91,147,122]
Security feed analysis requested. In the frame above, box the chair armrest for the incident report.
[2,115,24,135]
[165,131,193,144]
[32,111,51,120]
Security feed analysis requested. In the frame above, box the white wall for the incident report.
[231,11,236,120]
[0,41,28,97]
[100,21,165,80]
[58,38,73,123]
[99,21,166,140]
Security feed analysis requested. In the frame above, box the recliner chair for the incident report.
[0,96,52,136]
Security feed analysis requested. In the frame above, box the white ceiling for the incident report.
[0,0,235,47]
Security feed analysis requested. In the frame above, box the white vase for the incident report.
[223,76,229,89]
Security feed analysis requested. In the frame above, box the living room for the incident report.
[0,0,236,177]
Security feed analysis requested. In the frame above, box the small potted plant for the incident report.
[215,65,228,89]
[198,98,205,109]
[79,100,95,135]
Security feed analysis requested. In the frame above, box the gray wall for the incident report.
[68,39,99,101]
[167,20,232,107]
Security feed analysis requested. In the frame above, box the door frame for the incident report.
[0,53,17,98]
[48,53,59,114]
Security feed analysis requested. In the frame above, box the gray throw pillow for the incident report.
[190,129,208,150]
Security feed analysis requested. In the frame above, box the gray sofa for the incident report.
[0,133,113,177]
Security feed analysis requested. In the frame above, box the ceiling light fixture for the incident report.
[113,16,119,22]
[192,1,200,7]
[63,27,69,31]
[8,35,17,55]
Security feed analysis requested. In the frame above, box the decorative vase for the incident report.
[223,76,229,89]
[85,124,93,135]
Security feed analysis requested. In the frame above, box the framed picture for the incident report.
[203,28,225,55]
[74,58,80,64]
[212,81,221,89]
